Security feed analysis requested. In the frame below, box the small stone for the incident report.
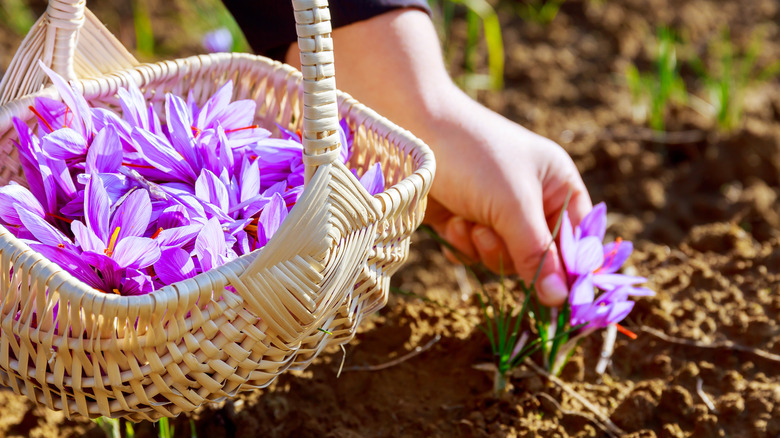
[674,363,700,387]
[717,393,745,419]
[692,414,722,437]
[659,385,694,419]
[660,423,685,438]
[722,370,747,392]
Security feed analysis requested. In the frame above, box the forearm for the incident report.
[283,9,468,147]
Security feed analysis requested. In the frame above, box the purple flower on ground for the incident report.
[560,202,654,330]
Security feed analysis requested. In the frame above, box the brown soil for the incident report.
[2,0,780,437]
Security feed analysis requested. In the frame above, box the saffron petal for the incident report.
[0,184,45,226]
[86,125,122,174]
[154,247,196,285]
[71,220,106,253]
[569,273,595,307]
[110,189,152,240]
[16,207,69,246]
[358,162,385,196]
[84,177,111,244]
[574,236,605,274]
[579,202,607,241]
[112,236,161,269]
[599,240,633,274]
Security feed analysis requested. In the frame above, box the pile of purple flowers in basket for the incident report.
[0,65,384,296]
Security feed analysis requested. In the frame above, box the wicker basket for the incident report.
[0,0,435,421]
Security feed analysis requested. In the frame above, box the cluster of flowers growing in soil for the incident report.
[1,64,383,296]
[474,199,655,392]
[543,203,655,371]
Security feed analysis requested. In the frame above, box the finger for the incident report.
[502,191,569,307]
[443,216,478,265]
[544,171,593,231]
[421,196,453,228]
[535,242,569,307]
[471,225,516,275]
[567,175,593,225]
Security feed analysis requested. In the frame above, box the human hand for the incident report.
[421,101,592,306]
[284,8,592,305]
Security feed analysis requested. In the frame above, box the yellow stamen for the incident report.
[104,227,121,257]
[112,288,121,295]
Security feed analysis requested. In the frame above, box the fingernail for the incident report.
[538,273,569,307]
[474,227,498,250]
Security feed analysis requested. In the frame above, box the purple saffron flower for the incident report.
[560,202,655,330]
[71,178,160,270]
[561,203,649,293]
[570,285,640,329]
[31,243,153,296]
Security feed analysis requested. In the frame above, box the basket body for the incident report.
[0,16,434,424]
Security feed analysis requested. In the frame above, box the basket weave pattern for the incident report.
[0,0,434,421]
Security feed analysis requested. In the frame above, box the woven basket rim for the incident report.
[0,51,435,306]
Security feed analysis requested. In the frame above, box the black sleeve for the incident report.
[222,0,432,61]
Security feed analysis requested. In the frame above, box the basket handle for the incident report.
[44,0,85,81]
[292,0,341,182]
[44,0,343,181]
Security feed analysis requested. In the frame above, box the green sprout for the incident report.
[95,416,191,438]
[429,0,505,92]
[94,417,122,438]
[419,190,580,394]
[158,417,174,438]
[513,0,566,26]
[625,27,688,131]
[689,28,780,132]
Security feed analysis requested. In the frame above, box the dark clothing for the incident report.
[222,0,431,61]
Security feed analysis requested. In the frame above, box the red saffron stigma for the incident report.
[191,126,201,137]
[151,227,164,239]
[596,237,623,273]
[225,125,259,134]
[122,162,156,170]
[63,106,72,128]
[57,243,65,249]
[28,106,54,132]
[46,212,73,224]
[615,323,637,340]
